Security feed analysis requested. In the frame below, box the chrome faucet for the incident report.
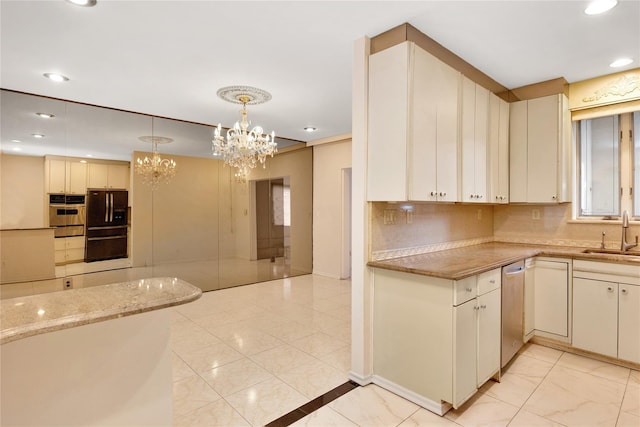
[621,210,638,252]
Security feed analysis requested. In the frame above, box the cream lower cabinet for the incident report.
[572,260,640,363]
[532,258,570,341]
[373,267,500,415]
[54,236,85,265]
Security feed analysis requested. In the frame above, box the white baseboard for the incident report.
[372,375,452,416]
[348,371,373,385]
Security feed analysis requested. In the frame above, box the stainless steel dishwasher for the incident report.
[501,260,525,367]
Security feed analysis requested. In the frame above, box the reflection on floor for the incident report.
[171,275,639,427]
[0,257,309,299]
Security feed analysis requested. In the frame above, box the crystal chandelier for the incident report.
[135,135,177,189]
[212,86,277,182]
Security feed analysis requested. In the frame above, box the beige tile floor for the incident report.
[170,274,639,427]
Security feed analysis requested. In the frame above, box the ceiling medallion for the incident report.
[135,131,177,189]
[212,86,277,183]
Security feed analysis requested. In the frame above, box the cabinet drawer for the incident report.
[65,236,85,250]
[477,268,500,295]
[454,276,477,306]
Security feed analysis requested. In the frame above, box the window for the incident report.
[577,111,638,219]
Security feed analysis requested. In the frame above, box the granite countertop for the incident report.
[0,277,202,345]
[368,242,640,280]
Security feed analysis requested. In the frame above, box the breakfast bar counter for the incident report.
[0,277,201,427]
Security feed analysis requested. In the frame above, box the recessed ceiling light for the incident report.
[80,160,87,163]
[86,154,93,157]
[13,147,22,152]
[610,58,633,68]
[43,73,69,82]
[11,139,21,143]
[585,0,617,15]
[32,133,45,138]
[35,112,55,119]
[303,126,317,132]
[66,0,97,6]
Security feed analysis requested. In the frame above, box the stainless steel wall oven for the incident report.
[48,194,86,238]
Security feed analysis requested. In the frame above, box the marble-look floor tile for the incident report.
[444,392,519,427]
[319,345,351,374]
[329,384,419,427]
[518,343,563,365]
[200,358,273,397]
[523,364,626,426]
[398,407,460,426]
[222,329,284,356]
[173,398,250,427]
[507,409,566,427]
[617,411,640,427]
[480,353,553,407]
[621,382,639,417]
[172,352,196,382]
[262,320,318,342]
[249,344,317,376]
[172,374,221,418]
[556,352,630,384]
[178,340,244,373]
[291,331,347,358]
[277,358,347,399]
[628,369,639,385]
[290,406,358,426]
[225,377,308,427]
[171,326,221,356]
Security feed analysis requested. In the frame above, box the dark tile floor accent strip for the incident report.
[265,380,360,427]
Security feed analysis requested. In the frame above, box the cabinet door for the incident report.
[461,77,476,202]
[108,164,129,189]
[523,259,535,339]
[48,159,66,193]
[618,284,640,363]
[509,100,527,203]
[87,163,109,189]
[67,162,87,194]
[367,42,410,201]
[477,288,501,386]
[527,95,560,203]
[453,299,477,407]
[434,60,460,202]
[409,45,438,201]
[472,84,488,202]
[573,278,618,358]
[534,260,568,337]
[489,94,509,203]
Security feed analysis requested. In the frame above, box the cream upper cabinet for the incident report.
[368,41,460,202]
[509,94,571,203]
[87,163,129,190]
[45,157,87,194]
[461,76,489,203]
[488,93,509,203]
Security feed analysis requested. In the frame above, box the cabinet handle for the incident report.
[474,306,480,310]
[439,192,447,197]
[621,288,628,294]
[552,195,557,200]
[607,286,614,292]
[430,191,437,196]
[466,288,473,292]
[480,304,487,309]
[489,279,495,284]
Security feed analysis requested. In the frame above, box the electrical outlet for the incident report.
[406,209,413,224]
[532,209,540,220]
[64,278,73,289]
[383,209,396,225]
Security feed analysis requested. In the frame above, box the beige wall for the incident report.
[0,154,45,229]
[313,139,352,278]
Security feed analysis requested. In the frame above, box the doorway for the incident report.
[254,177,290,261]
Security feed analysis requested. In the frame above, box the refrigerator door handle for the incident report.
[110,193,114,222]
[105,193,109,222]
[87,235,126,242]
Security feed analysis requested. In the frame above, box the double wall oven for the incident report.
[49,194,86,238]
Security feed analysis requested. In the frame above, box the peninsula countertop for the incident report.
[368,242,640,280]
[0,277,202,345]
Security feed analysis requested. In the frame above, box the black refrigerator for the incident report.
[85,189,128,262]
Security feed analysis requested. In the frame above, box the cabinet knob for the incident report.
[430,191,437,196]
[607,286,614,292]
[480,304,487,309]
[474,306,480,310]
[621,288,628,294]
[466,288,473,292]
[552,195,557,200]
[489,279,495,284]
[439,192,447,197]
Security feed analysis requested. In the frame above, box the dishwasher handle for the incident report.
[504,267,524,276]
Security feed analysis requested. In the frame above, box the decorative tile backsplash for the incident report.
[370,202,640,260]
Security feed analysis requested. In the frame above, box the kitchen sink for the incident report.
[582,248,640,256]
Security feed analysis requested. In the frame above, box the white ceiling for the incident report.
[1,0,639,159]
